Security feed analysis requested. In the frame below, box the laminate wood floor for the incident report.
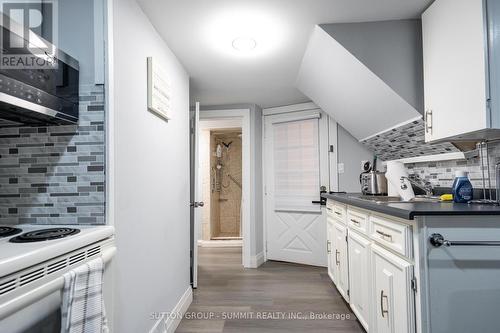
[176,247,365,333]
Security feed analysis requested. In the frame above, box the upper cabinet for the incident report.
[423,0,500,142]
[296,22,423,141]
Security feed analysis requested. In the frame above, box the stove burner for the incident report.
[0,226,22,238]
[9,228,80,243]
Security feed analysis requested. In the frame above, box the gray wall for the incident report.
[321,20,424,114]
[337,125,374,192]
[112,0,190,331]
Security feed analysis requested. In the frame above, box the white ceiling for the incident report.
[137,0,433,108]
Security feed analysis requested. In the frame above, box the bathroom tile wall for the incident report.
[0,85,105,225]
[210,131,242,238]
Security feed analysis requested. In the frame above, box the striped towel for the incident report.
[61,257,109,333]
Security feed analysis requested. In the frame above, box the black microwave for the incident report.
[0,26,79,126]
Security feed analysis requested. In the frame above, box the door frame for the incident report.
[196,109,252,268]
[262,103,337,264]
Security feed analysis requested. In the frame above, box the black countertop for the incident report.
[322,193,500,220]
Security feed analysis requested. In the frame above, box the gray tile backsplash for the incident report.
[361,119,459,161]
[361,118,500,190]
[407,143,500,189]
[0,85,105,225]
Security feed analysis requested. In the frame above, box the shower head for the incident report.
[222,141,233,149]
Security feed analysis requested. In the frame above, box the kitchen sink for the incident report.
[351,195,442,204]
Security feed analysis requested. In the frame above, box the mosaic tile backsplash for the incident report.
[361,118,459,161]
[406,143,500,189]
[0,85,105,225]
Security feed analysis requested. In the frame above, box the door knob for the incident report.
[190,202,205,208]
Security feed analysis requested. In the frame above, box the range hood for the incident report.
[0,15,79,126]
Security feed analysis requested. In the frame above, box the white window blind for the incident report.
[273,118,320,212]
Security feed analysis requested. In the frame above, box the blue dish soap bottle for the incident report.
[452,171,473,203]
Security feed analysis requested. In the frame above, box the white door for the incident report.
[348,230,371,331]
[333,221,349,301]
[372,244,415,333]
[192,102,202,288]
[264,110,329,266]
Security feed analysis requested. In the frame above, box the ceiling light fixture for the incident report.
[232,37,257,52]
[204,7,288,58]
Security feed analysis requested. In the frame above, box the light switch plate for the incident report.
[338,163,345,174]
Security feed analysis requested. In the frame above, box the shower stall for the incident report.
[208,129,242,239]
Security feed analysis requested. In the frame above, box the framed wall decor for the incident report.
[147,57,171,120]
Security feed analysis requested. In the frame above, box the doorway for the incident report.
[191,108,252,288]
[207,129,242,240]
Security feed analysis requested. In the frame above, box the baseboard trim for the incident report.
[248,251,265,268]
[149,286,193,333]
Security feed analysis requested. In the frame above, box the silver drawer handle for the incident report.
[430,233,500,247]
[327,207,332,212]
[350,218,360,225]
[425,109,433,134]
[376,230,393,241]
[380,290,389,318]
[335,250,340,265]
[334,211,342,216]
[327,240,331,253]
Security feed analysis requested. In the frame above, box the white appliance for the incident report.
[0,224,115,333]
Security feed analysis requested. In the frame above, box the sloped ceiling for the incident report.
[320,20,425,114]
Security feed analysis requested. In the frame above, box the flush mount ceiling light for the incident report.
[232,37,257,52]
[204,7,287,58]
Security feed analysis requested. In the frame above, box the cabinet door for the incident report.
[372,244,415,333]
[333,221,349,301]
[327,218,335,282]
[422,0,488,142]
[348,230,371,331]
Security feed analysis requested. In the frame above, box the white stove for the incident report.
[0,224,115,332]
[0,224,114,277]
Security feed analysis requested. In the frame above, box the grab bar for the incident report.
[430,233,500,247]
[0,246,116,320]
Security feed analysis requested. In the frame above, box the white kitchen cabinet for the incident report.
[327,218,336,283]
[371,244,415,333]
[332,220,349,302]
[347,229,371,331]
[422,0,500,142]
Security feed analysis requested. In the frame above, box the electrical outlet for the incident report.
[338,163,345,174]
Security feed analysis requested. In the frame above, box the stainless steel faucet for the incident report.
[400,175,434,196]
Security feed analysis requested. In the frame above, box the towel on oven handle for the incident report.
[61,257,109,333]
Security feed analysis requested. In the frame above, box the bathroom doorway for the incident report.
[197,113,249,254]
[209,129,242,241]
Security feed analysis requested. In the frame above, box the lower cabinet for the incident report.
[371,244,415,333]
[348,230,371,331]
[327,218,335,282]
[333,220,349,302]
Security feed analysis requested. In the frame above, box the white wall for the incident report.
[112,0,191,332]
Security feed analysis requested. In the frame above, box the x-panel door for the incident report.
[264,110,329,266]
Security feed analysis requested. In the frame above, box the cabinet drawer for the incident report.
[347,208,369,235]
[370,215,413,258]
[327,200,346,223]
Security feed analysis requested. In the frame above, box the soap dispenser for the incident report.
[452,171,473,203]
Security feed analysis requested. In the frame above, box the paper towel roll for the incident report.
[385,161,415,201]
